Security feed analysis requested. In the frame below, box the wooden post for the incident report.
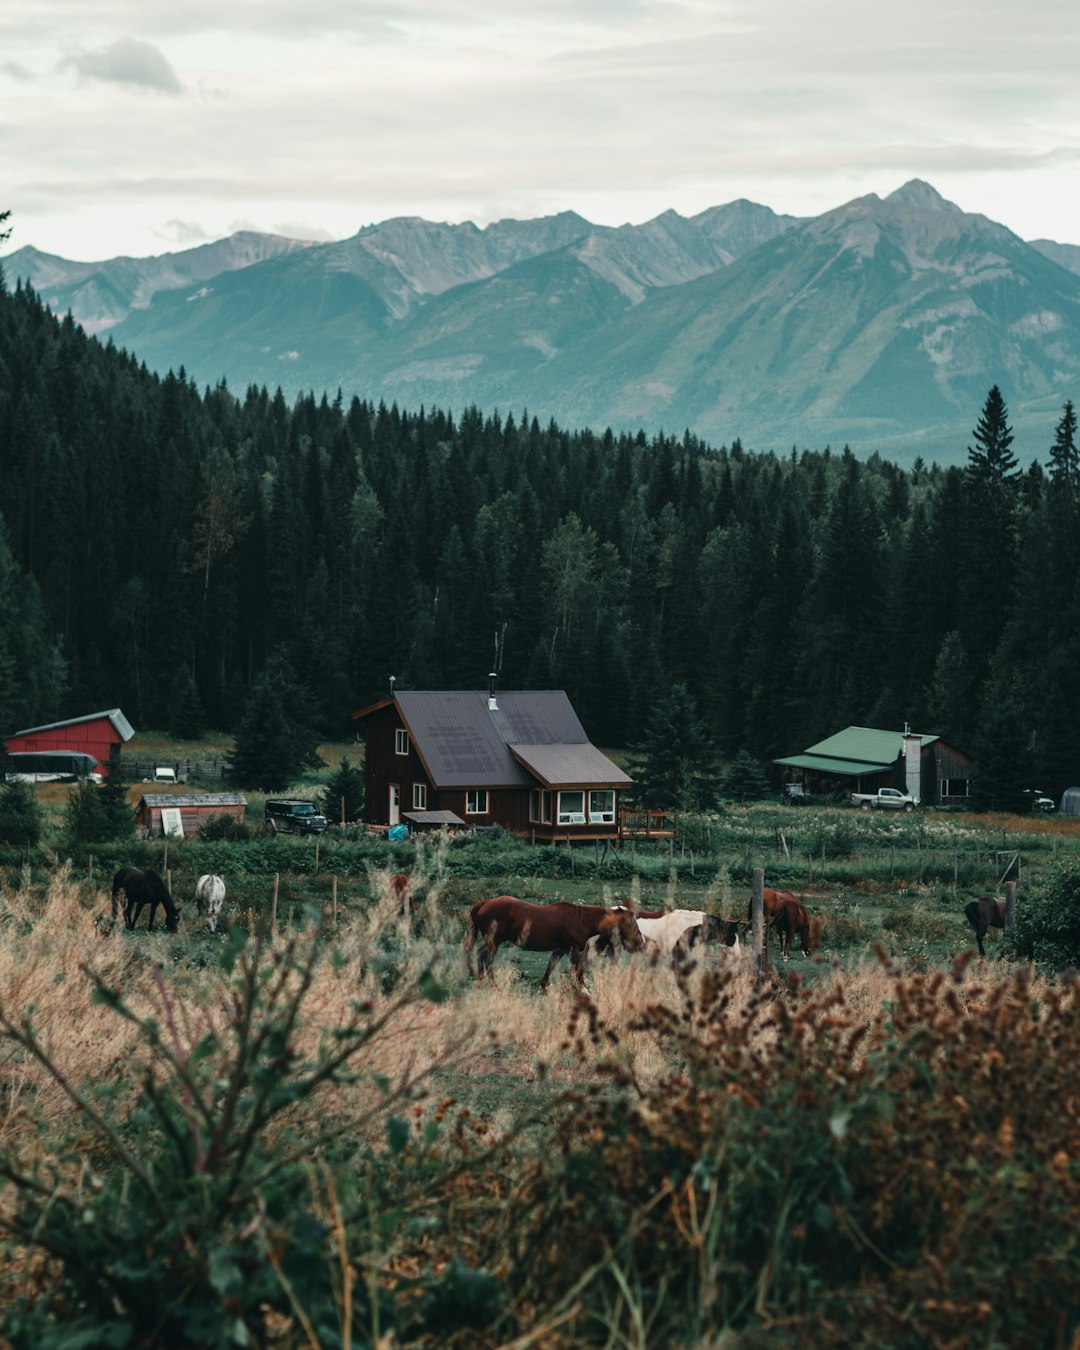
[332,875,338,926]
[88,854,94,886]
[1004,879,1017,930]
[752,867,765,979]
[163,841,169,875]
[271,872,279,940]
[315,837,320,876]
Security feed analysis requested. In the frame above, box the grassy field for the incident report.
[6,733,1080,1341]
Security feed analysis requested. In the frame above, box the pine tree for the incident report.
[228,653,323,791]
[320,758,365,826]
[633,683,717,811]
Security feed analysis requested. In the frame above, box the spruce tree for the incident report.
[320,758,365,826]
[228,653,323,791]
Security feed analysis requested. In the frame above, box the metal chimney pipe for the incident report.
[488,672,498,710]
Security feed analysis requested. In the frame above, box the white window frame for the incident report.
[413,782,427,809]
[557,790,586,825]
[588,789,616,824]
[465,789,489,816]
[394,728,409,756]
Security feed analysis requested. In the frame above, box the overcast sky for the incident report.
[3,0,1079,261]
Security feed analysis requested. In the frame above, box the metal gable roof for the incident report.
[392,690,626,790]
[510,743,632,789]
[802,725,938,767]
[10,708,135,741]
[774,754,893,778]
[139,793,247,808]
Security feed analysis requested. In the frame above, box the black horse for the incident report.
[964,894,1006,956]
[111,867,182,932]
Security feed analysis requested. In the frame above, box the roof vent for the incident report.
[488,672,498,711]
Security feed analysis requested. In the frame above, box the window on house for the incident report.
[557,790,586,825]
[413,783,427,809]
[589,789,615,823]
[466,789,489,815]
[940,777,970,798]
[530,790,540,822]
[395,729,409,755]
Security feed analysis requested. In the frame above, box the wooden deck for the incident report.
[618,806,677,840]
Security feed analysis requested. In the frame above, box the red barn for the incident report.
[4,708,134,778]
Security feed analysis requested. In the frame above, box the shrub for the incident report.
[1009,860,1080,966]
[0,780,40,847]
[197,811,251,841]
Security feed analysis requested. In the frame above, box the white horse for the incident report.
[195,874,225,932]
[589,908,743,964]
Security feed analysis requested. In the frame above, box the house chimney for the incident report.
[488,672,498,711]
[389,675,396,697]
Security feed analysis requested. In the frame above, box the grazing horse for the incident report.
[195,874,225,932]
[589,910,744,966]
[111,867,181,932]
[965,894,1007,956]
[771,896,812,957]
[465,896,644,991]
[388,873,413,914]
[747,889,810,957]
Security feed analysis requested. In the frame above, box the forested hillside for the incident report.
[1,274,1079,803]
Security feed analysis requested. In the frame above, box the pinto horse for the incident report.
[965,894,1007,956]
[465,896,643,991]
[111,867,182,932]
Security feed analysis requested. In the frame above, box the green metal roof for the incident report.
[802,725,938,767]
[774,754,892,778]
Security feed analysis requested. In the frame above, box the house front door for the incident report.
[389,783,400,826]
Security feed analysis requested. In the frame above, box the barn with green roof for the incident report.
[775,725,974,805]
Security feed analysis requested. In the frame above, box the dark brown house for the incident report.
[353,686,631,842]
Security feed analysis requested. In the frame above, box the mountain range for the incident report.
[7,181,1080,463]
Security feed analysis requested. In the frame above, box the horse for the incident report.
[465,896,644,991]
[964,894,1007,956]
[746,888,810,957]
[388,873,413,915]
[111,867,181,932]
[588,909,744,967]
[771,896,812,957]
[194,874,225,932]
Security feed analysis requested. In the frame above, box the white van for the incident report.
[151,766,178,783]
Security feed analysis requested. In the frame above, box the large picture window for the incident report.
[465,789,489,815]
[557,790,586,825]
[589,789,615,823]
[395,729,409,756]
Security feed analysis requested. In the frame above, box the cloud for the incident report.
[1,59,35,81]
[59,37,184,94]
[154,219,211,245]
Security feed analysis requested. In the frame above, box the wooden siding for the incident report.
[4,716,124,775]
[362,700,623,841]
[135,799,246,839]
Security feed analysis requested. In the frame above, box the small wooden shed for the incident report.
[136,792,247,839]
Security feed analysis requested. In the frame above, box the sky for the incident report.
[2,0,1079,262]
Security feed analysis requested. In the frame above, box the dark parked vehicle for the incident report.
[265,799,329,835]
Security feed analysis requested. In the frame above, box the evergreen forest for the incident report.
[2,266,1079,808]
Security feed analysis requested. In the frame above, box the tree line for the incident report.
[1,264,1078,808]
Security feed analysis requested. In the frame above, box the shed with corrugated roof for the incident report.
[136,792,247,839]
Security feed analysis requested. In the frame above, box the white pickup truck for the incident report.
[850,787,917,812]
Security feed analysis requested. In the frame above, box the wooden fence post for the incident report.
[332,875,338,927]
[752,867,764,979]
[270,872,279,941]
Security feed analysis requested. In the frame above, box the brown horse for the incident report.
[465,896,644,990]
[772,896,812,957]
[965,895,1007,956]
[747,889,810,957]
[388,873,413,914]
